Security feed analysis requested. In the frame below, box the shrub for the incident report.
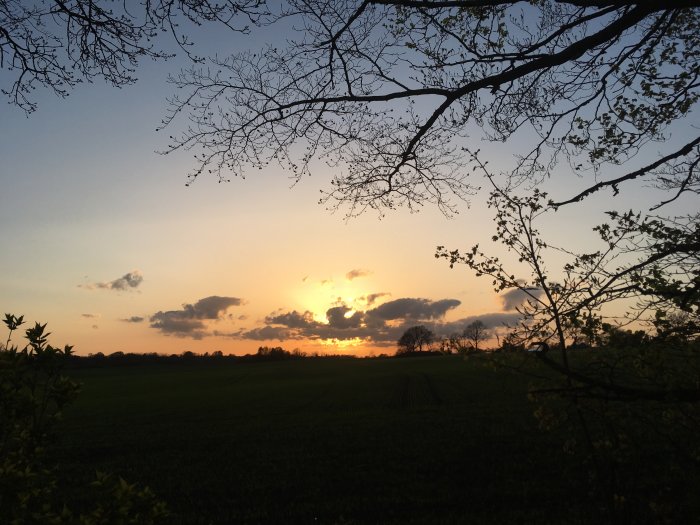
[0,314,168,524]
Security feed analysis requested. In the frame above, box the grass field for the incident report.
[53,355,659,524]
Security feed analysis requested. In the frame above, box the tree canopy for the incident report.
[156,0,700,216]
[397,325,435,353]
[4,2,699,215]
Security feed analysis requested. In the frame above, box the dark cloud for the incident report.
[367,298,461,321]
[238,325,299,341]
[233,296,462,345]
[188,296,243,319]
[121,316,145,323]
[265,310,316,328]
[326,306,363,329]
[346,269,371,280]
[81,270,143,291]
[150,316,207,339]
[150,295,242,338]
[500,287,543,311]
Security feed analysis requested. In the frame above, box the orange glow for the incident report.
[319,337,364,349]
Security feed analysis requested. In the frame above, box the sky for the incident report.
[1,6,695,356]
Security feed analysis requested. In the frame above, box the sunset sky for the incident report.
[1,12,693,356]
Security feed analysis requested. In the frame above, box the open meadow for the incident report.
[55,354,606,524]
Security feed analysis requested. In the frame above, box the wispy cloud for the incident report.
[81,270,143,292]
[121,316,145,323]
[81,313,100,319]
[346,268,371,281]
[363,292,390,306]
[149,296,242,339]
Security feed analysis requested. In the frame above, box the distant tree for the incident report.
[462,321,490,352]
[254,346,305,360]
[397,325,435,354]
[600,324,650,349]
[441,332,469,355]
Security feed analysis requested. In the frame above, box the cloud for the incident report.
[362,292,390,306]
[121,316,145,323]
[150,316,208,339]
[81,270,143,291]
[188,296,243,319]
[150,295,242,338]
[232,296,462,345]
[238,325,299,341]
[500,287,543,310]
[265,310,316,328]
[326,306,363,329]
[81,313,100,319]
[367,298,461,321]
[346,269,371,281]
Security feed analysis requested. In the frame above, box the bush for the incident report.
[0,314,168,525]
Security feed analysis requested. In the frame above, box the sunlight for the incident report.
[295,280,364,325]
[319,337,364,349]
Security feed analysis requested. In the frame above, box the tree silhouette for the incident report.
[397,325,435,354]
[0,0,265,113]
[463,320,490,352]
[160,1,700,217]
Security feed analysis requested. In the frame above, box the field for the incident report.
[53,355,660,524]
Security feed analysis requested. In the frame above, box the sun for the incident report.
[296,279,365,324]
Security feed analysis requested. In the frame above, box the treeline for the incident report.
[66,346,358,368]
[396,319,698,357]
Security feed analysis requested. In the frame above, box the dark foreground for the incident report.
[53,355,688,524]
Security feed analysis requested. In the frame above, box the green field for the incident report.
[52,355,679,524]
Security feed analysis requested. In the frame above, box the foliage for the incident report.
[529,341,700,523]
[0,314,168,525]
[0,314,80,524]
[396,325,435,354]
[436,174,700,519]
[437,176,699,368]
